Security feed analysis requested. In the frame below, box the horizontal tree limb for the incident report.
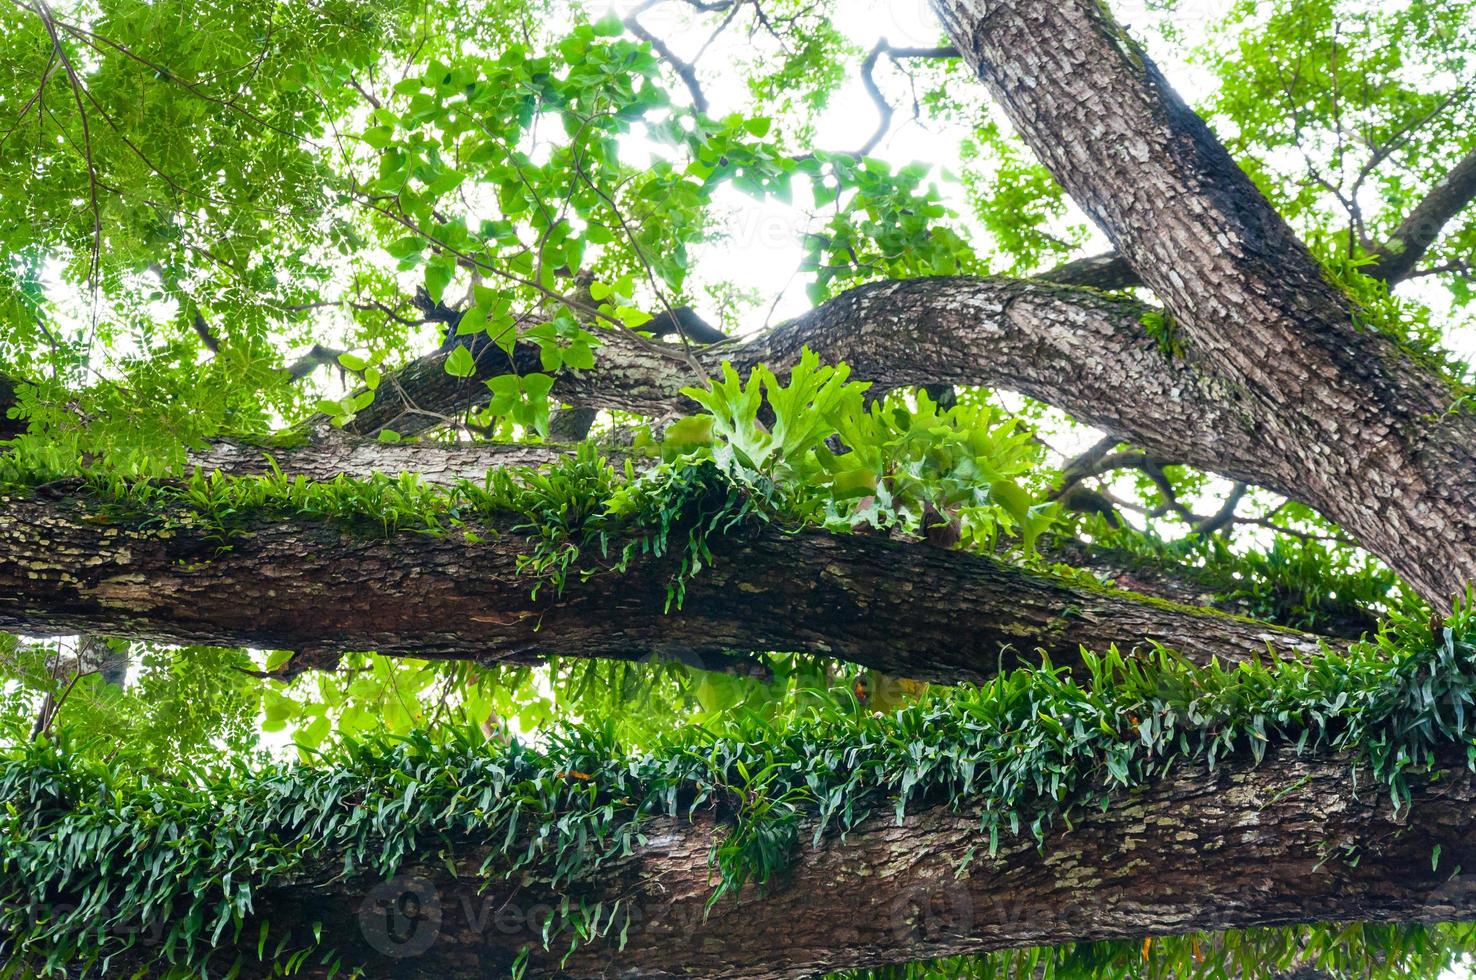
[186,436,580,485]
[342,277,1273,491]
[180,439,1360,637]
[150,746,1476,978]
[0,492,1324,682]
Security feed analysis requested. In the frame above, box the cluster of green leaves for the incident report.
[672,350,1059,554]
[334,17,987,436]
[1,2,989,469]
[958,120,1087,275]
[252,650,881,762]
[7,602,1476,976]
[801,156,984,303]
[0,0,438,471]
[0,0,402,299]
[0,640,263,771]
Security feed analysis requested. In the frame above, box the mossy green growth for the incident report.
[1066,526,1419,635]
[1,356,1064,605]
[1314,237,1475,398]
[5,602,1476,976]
[3,446,765,609]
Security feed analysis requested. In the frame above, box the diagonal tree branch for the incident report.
[930,0,1476,608]
[1040,249,1142,291]
[1369,147,1476,284]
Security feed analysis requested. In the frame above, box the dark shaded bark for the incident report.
[930,0,1476,609]
[1039,250,1142,291]
[0,492,1324,682]
[0,373,22,441]
[547,406,600,442]
[1046,539,1382,641]
[137,746,1476,979]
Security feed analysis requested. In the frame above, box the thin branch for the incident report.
[1191,481,1248,536]
[624,14,709,114]
[191,311,221,354]
[856,41,959,157]
[29,0,101,285]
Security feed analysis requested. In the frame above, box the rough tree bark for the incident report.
[337,276,1254,480]
[114,747,1476,978]
[930,0,1476,608]
[0,492,1322,681]
[188,435,580,485]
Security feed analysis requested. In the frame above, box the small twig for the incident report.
[1191,482,1248,536]
[31,667,100,740]
[856,41,959,157]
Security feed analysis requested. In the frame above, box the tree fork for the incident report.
[930,0,1476,608]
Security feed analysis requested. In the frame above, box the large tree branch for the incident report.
[187,436,579,485]
[177,440,1366,637]
[342,277,1270,488]
[0,491,1323,682]
[930,0,1476,608]
[117,746,1476,978]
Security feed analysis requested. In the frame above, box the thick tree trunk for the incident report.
[931,0,1476,608]
[0,492,1322,681]
[125,747,1476,979]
